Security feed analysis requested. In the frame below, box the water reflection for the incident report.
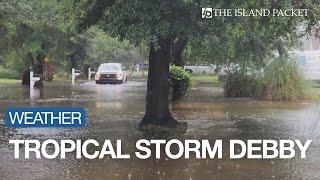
[29,87,43,100]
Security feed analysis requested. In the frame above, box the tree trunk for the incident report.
[34,52,44,74]
[70,53,76,69]
[43,60,53,81]
[138,37,178,129]
[171,38,188,67]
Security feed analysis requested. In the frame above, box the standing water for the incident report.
[0,80,319,179]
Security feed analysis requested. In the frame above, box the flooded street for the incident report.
[0,80,320,180]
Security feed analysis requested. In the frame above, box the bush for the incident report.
[169,65,192,102]
[224,59,305,101]
[54,71,70,80]
[0,67,20,79]
[224,72,260,98]
[262,59,305,101]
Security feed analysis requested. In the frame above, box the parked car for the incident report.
[217,64,262,77]
[184,64,216,75]
[135,63,149,71]
[95,63,127,84]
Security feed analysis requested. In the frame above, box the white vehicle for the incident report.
[184,64,216,75]
[95,63,127,84]
[217,64,263,77]
[135,63,148,71]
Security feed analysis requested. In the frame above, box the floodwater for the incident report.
[0,80,319,180]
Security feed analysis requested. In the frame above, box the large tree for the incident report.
[83,0,319,129]
[102,0,199,129]
[0,0,87,76]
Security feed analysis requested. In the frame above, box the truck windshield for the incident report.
[98,64,121,71]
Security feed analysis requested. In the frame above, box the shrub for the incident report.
[224,59,305,101]
[54,71,70,80]
[0,67,20,79]
[224,72,260,98]
[262,59,305,101]
[169,65,192,102]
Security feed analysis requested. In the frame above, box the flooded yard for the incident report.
[0,80,319,179]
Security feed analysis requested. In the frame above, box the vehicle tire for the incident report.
[185,69,193,74]
[121,77,127,84]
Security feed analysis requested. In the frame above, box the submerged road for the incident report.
[0,80,319,179]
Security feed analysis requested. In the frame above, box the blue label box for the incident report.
[6,107,86,128]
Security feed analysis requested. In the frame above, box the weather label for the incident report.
[6,107,86,128]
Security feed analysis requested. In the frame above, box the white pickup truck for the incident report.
[184,64,216,75]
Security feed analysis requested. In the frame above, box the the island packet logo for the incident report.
[202,8,213,18]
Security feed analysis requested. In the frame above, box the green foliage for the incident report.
[169,65,192,102]
[184,0,320,67]
[103,0,198,45]
[0,67,19,79]
[78,0,114,31]
[2,50,26,72]
[84,26,135,65]
[305,81,320,101]
[0,0,88,72]
[224,59,305,101]
[224,72,260,98]
[0,0,142,74]
[1,0,319,82]
[53,70,70,80]
[262,59,305,101]
[64,26,143,73]
[191,75,219,84]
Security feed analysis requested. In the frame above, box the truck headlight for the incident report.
[116,72,123,79]
[95,73,100,80]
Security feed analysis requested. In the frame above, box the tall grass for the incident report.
[224,58,305,101]
[262,59,305,101]
[224,71,260,98]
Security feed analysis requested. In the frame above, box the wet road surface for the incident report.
[0,80,320,179]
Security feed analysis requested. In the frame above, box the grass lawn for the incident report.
[306,80,320,101]
[191,75,221,86]
[0,78,20,84]
[127,71,148,79]
[0,78,85,87]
